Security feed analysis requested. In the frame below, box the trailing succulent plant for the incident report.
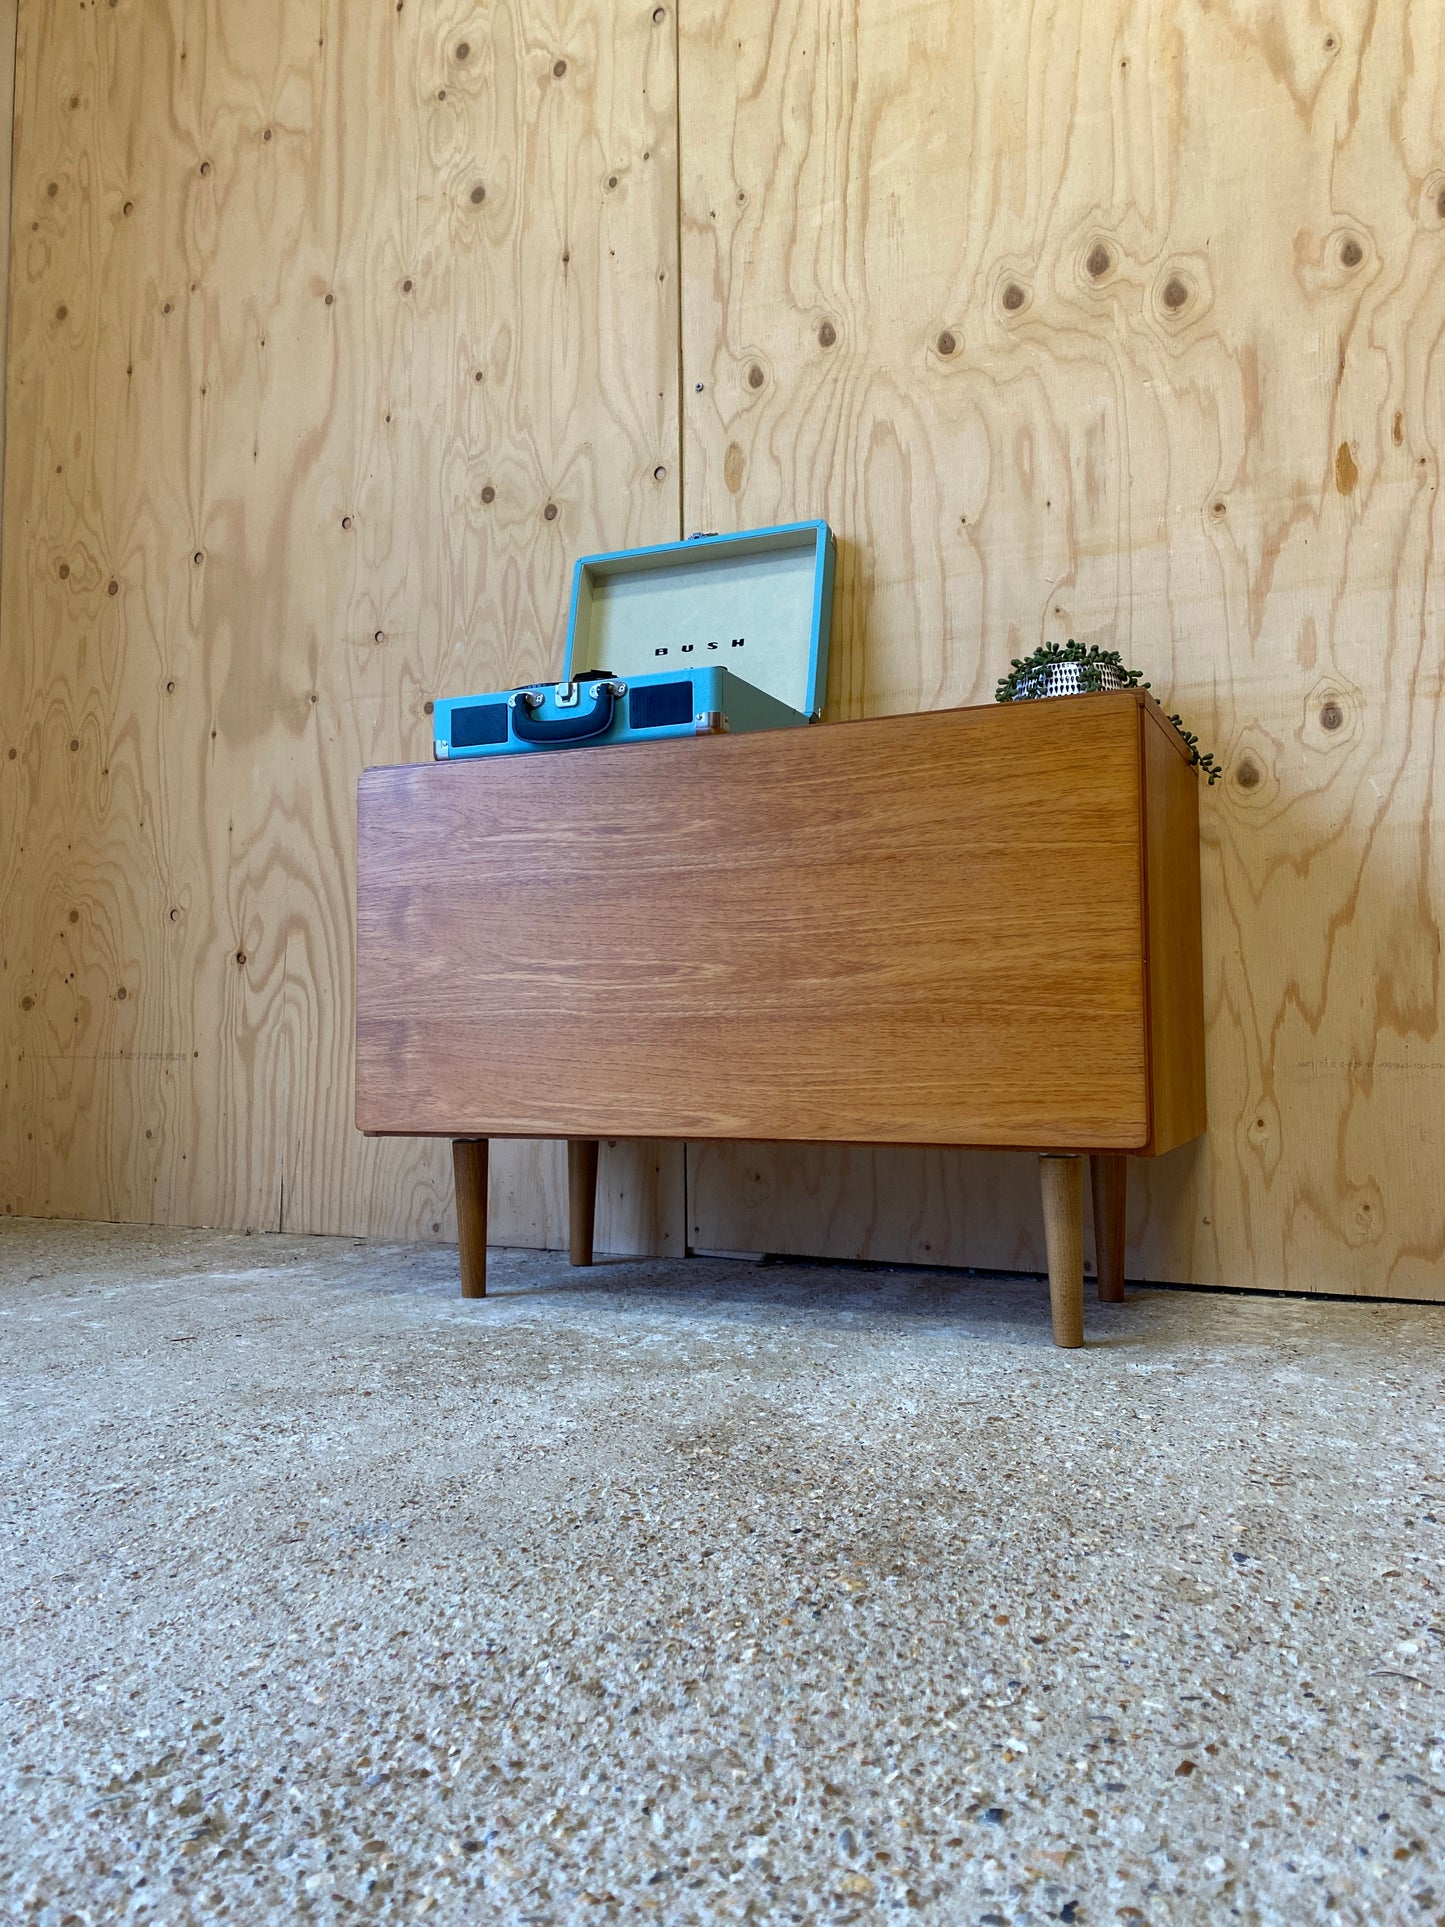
[995,640,1222,785]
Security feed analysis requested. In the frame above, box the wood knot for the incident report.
[58,562,70,579]
[116,986,128,1001]
[69,909,79,924]
[1320,700,1344,731]
[553,58,567,77]
[1339,235,1364,268]
[47,181,58,198]
[1435,184,1445,221]
[20,996,34,1011]
[470,183,485,204]
[1161,275,1190,312]
[402,279,413,293]
[1000,282,1027,313]
[108,580,119,596]
[653,5,666,19]
[456,41,470,59]
[1085,241,1113,279]
[1210,498,1227,519]
[69,738,79,752]
[544,502,559,521]
[263,128,273,142]
[424,700,435,715]
[56,304,68,321]
[747,362,765,388]
[653,464,667,482]
[1235,758,1261,790]
[607,174,618,189]
[235,951,247,966]
[481,485,496,503]
[936,330,957,356]
[817,320,836,348]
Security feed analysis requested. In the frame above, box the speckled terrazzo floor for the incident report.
[1,1220,1443,1927]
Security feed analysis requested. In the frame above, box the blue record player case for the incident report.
[432,521,835,760]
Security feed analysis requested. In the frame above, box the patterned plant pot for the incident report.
[1011,660,1131,702]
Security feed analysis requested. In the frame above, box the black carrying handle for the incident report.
[510,681,618,744]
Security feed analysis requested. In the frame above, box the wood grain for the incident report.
[6,0,1443,1302]
[355,695,1201,1149]
[0,0,682,1255]
[681,0,1445,1299]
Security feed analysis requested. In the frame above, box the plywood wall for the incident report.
[681,0,1445,1299]
[0,0,16,537]
[0,0,683,1250]
[3,0,1443,1303]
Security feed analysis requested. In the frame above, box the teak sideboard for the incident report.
[355,691,1206,1346]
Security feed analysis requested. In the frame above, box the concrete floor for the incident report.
[0,1223,1442,1927]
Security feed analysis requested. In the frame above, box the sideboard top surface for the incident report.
[356,693,1201,1151]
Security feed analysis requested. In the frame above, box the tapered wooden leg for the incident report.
[453,1138,490,1299]
[1090,1153,1128,1305]
[1039,1153,1084,1349]
[568,1138,599,1267]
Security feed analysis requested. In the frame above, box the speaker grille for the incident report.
[628,680,694,730]
[449,701,509,749]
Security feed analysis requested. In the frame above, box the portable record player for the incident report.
[432,520,835,759]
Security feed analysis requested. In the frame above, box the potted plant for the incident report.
[995,640,1222,784]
